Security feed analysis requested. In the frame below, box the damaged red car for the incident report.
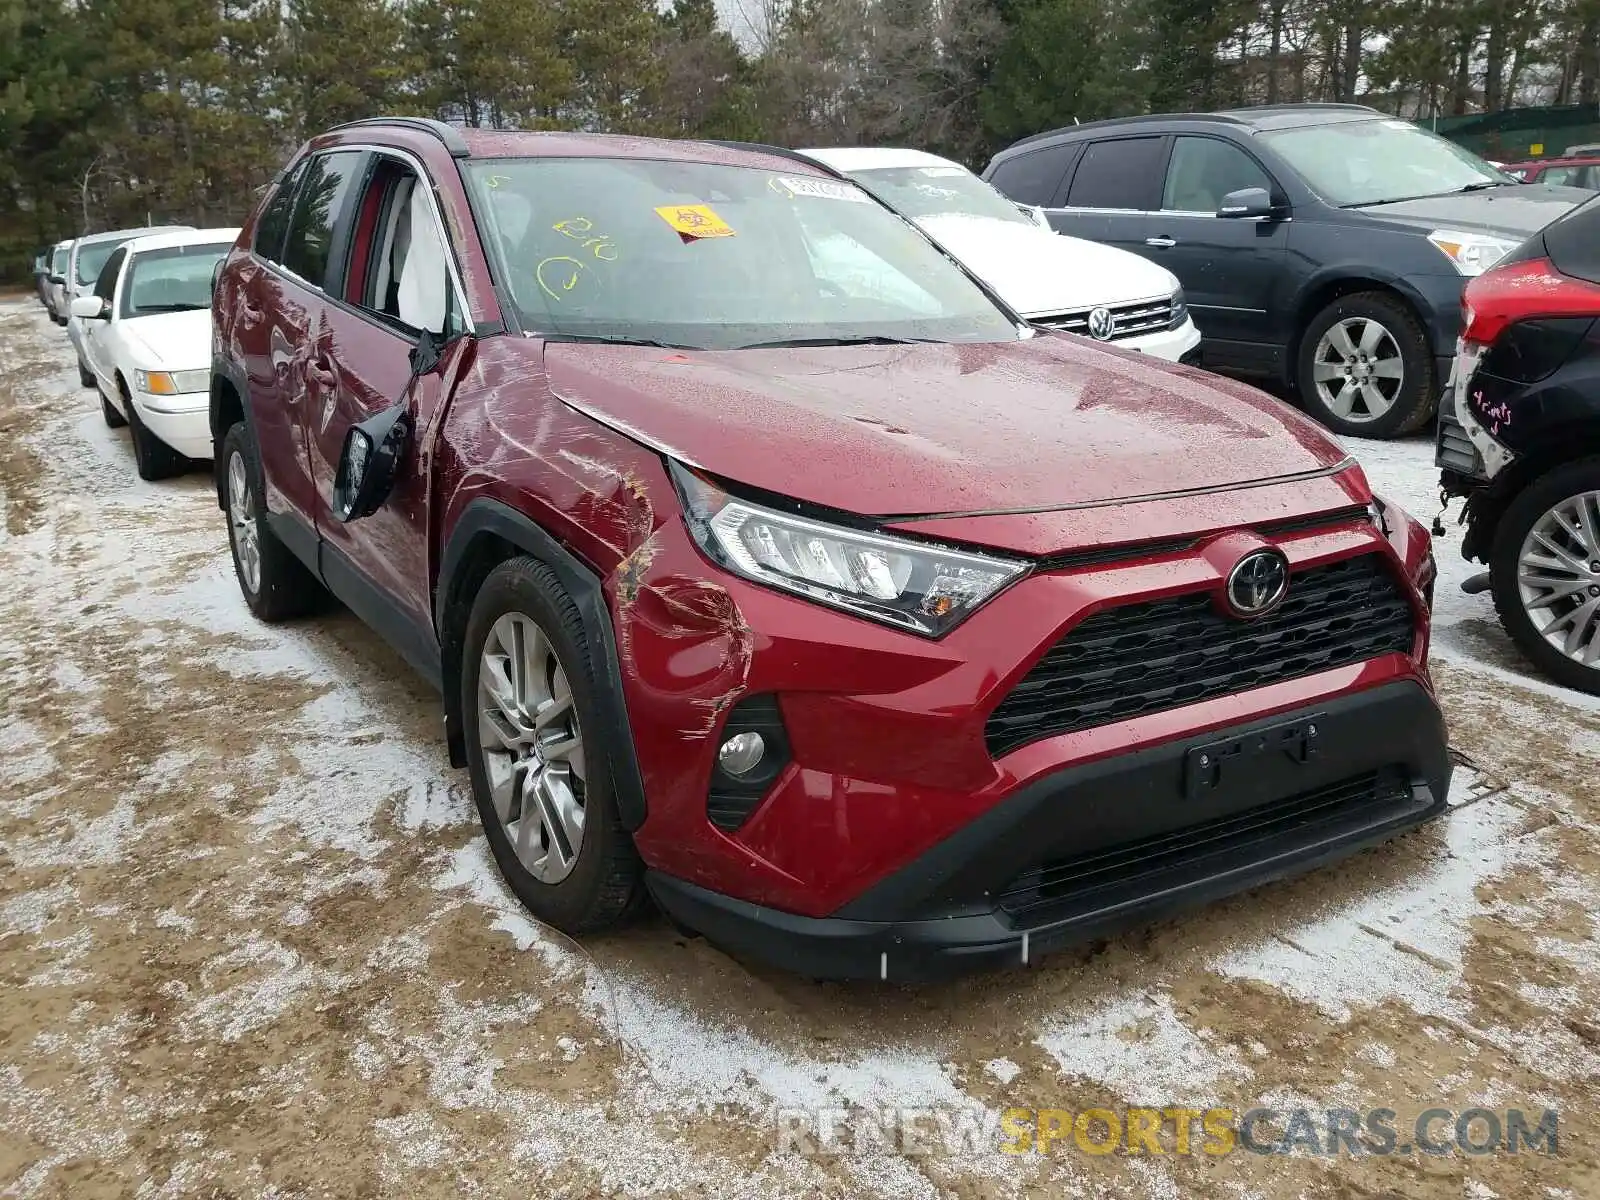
[211,119,1451,980]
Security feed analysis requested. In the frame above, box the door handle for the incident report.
[1145,236,1176,248]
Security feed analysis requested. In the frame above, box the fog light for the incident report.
[717,731,766,777]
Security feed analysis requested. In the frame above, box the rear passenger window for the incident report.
[254,159,307,263]
[1066,138,1167,210]
[282,151,364,289]
[988,147,1074,207]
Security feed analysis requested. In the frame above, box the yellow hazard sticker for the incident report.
[655,204,735,239]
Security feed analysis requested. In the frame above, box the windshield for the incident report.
[76,238,132,285]
[51,246,68,276]
[1261,118,1512,207]
[122,243,230,316]
[465,157,1018,350]
[847,164,1035,226]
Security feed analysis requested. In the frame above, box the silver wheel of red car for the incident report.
[227,449,262,596]
[460,557,643,934]
[477,611,587,884]
[1516,490,1600,666]
[1491,458,1600,695]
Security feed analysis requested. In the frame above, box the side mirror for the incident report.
[71,295,107,320]
[1217,187,1275,219]
[332,404,411,522]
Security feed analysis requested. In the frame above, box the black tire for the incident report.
[220,421,327,621]
[1296,291,1435,439]
[1490,456,1600,695]
[461,557,644,935]
[78,357,95,389]
[125,393,188,481]
[99,386,126,429]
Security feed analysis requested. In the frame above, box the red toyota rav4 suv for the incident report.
[211,118,1450,980]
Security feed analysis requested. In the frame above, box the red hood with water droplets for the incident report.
[540,334,1351,518]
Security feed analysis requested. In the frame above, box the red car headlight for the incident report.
[671,461,1028,637]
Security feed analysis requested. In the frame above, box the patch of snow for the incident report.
[1035,993,1251,1106]
[984,1057,1020,1086]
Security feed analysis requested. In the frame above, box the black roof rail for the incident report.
[1220,102,1381,116]
[325,116,471,158]
[994,103,1386,158]
[998,111,1247,155]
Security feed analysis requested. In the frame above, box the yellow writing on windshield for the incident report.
[553,216,619,261]
[536,256,585,302]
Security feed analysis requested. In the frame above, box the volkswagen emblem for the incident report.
[1224,549,1290,618]
[1086,306,1116,340]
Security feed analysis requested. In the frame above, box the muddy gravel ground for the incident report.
[3,298,1599,1200]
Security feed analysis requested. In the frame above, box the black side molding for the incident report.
[436,499,649,831]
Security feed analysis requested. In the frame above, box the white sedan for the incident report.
[73,228,240,480]
[798,147,1203,363]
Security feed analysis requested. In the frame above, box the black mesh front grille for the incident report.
[985,554,1416,757]
[996,768,1413,921]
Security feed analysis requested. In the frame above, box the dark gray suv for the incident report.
[983,104,1588,438]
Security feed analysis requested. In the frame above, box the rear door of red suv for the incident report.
[242,149,366,525]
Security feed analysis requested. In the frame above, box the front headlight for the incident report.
[136,370,178,395]
[136,369,208,395]
[1427,229,1520,277]
[671,463,1028,637]
[1169,286,1188,328]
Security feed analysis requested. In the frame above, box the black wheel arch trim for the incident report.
[436,498,648,831]
[209,354,256,511]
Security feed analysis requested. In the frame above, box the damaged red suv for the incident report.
[211,118,1450,980]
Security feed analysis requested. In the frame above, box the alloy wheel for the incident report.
[227,451,261,595]
[1311,317,1404,423]
[478,612,587,884]
[1517,490,1600,668]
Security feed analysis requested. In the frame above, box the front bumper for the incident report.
[1118,316,1203,364]
[649,680,1450,980]
[132,391,212,460]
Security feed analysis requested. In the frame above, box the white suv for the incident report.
[799,147,1203,363]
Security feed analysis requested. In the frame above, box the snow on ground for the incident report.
[2,298,1598,1198]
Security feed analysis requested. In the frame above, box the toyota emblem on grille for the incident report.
[1224,549,1290,618]
[1086,306,1116,340]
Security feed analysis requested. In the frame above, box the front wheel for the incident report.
[461,557,643,935]
[1296,292,1435,438]
[1490,456,1600,695]
[126,396,188,481]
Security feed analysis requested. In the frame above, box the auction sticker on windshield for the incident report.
[655,204,736,239]
[769,176,869,202]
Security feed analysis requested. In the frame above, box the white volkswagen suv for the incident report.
[800,147,1203,363]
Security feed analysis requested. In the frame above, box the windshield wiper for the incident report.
[1347,181,1514,208]
[134,303,207,313]
[543,333,687,349]
[735,334,931,350]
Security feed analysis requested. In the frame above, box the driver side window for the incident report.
[345,157,454,337]
[1162,137,1273,213]
[93,248,126,306]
